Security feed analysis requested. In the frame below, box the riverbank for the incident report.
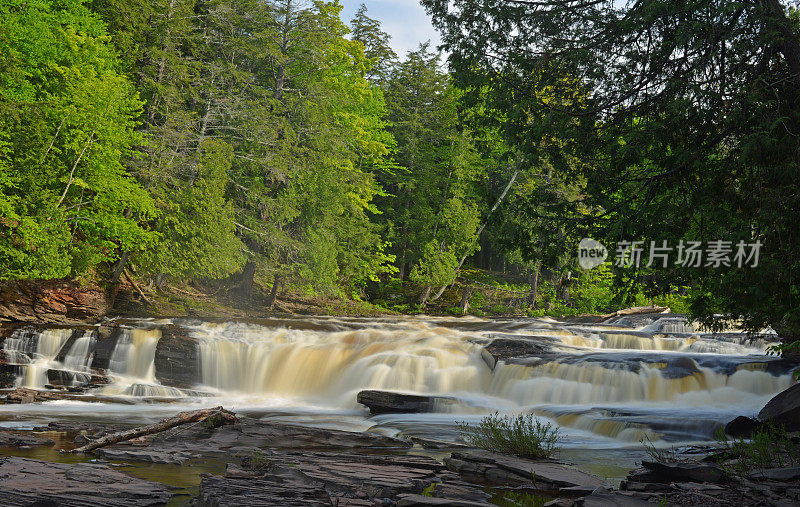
[0,403,798,506]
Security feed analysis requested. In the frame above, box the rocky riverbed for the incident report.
[0,394,798,506]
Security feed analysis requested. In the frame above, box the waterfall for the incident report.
[107,328,160,381]
[2,315,794,445]
[101,328,170,396]
[2,328,73,388]
[194,323,490,404]
[62,331,95,372]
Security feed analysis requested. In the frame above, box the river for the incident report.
[1,313,794,479]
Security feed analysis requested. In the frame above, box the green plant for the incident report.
[714,423,800,478]
[243,450,273,472]
[640,434,678,463]
[491,490,550,507]
[420,483,437,497]
[457,413,561,459]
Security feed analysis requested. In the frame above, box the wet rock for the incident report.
[196,449,490,506]
[758,383,800,431]
[0,456,172,505]
[759,467,800,482]
[84,416,410,465]
[660,357,702,379]
[0,279,110,324]
[357,390,455,415]
[90,325,122,370]
[724,416,762,437]
[0,363,18,388]
[577,487,652,506]
[480,337,556,369]
[196,472,331,506]
[639,460,723,483]
[0,431,55,447]
[46,368,110,388]
[154,324,200,389]
[95,448,196,465]
[2,387,76,404]
[444,449,605,492]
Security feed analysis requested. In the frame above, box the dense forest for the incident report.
[1,0,799,349]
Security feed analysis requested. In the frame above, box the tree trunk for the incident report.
[69,407,235,453]
[429,164,521,302]
[239,260,256,299]
[560,270,571,303]
[420,285,432,306]
[460,286,471,314]
[266,276,282,309]
[528,263,540,307]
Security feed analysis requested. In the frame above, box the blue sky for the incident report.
[338,0,442,58]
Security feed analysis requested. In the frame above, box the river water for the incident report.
[1,313,795,477]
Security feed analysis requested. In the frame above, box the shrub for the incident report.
[457,413,561,459]
[714,422,800,478]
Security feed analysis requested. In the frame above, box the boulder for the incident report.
[758,382,800,430]
[0,431,55,447]
[444,449,606,492]
[357,390,455,415]
[154,324,200,388]
[0,456,172,505]
[639,460,723,484]
[724,416,762,438]
[480,337,555,370]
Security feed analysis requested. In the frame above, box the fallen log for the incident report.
[68,406,236,453]
[602,305,670,320]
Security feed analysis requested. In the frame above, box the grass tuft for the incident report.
[457,412,561,459]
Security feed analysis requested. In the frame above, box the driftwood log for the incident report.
[602,305,670,320]
[68,406,236,453]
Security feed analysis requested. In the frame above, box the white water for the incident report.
[2,328,73,387]
[101,328,178,397]
[2,315,796,448]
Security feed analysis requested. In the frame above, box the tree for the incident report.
[0,0,155,281]
[380,44,489,303]
[350,4,397,84]
[423,0,800,344]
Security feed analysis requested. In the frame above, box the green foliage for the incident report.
[424,0,800,342]
[140,140,245,280]
[0,0,155,280]
[457,413,561,459]
[714,423,800,478]
[640,434,678,464]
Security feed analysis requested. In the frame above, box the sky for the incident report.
[338,0,443,58]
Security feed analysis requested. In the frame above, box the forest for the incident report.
[1,0,799,350]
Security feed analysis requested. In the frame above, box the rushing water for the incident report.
[1,314,796,457]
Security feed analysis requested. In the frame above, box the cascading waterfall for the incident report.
[3,315,795,446]
[185,317,794,443]
[101,328,180,397]
[62,331,95,371]
[195,323,491,404]
[2,328,73,387]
